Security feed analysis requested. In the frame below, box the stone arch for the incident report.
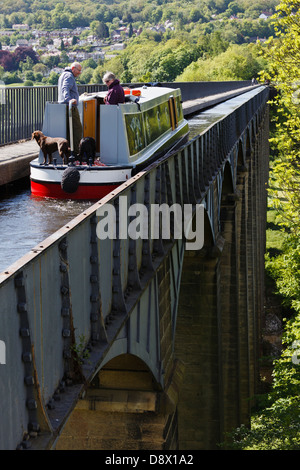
[222,160,234,197]
[56,352,182,450]
[245,124,253,157]
[175,197,224,449]
[237,139,244,167]
[91,353,162,391]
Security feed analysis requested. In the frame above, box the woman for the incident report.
[103,72,125,105]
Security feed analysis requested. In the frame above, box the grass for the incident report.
[266,207,286,253]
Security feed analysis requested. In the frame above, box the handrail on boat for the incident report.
[68,101,76,165]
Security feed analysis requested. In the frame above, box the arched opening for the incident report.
[222,161,234,197]
[55,353,179,450]
[91,353,161,391]
[237,139,244,167]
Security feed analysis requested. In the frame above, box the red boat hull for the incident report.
[31,180,119,200]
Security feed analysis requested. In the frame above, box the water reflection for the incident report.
[188,115,216,139]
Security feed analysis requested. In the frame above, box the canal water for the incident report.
[0,103,244,273]
[0,180,93,273]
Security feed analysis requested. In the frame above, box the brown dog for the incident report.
[32,130,70,165]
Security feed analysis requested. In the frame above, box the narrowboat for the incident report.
[30,85,189,200]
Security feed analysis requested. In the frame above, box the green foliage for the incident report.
[47,71,59,84]
[176,43,266,81]
[0,0,282,85]
[227,0,300,450]
[229,397,300,449]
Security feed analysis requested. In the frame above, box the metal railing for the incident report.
[0,81,252,146]
[0,84,106,146]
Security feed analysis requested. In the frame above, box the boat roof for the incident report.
[79,85,181,105]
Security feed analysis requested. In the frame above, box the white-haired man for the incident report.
[58,62,83,156]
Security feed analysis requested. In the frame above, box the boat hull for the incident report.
[30,163,133,200]
[30,179,119,200]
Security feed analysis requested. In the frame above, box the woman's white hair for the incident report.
[103,72,115,83]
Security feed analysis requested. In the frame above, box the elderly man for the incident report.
[58,62,83,156]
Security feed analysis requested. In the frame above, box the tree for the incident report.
[13,46,39,67]
[176,43,266,81]
[82,58,97,69]
[91,20,109,38]
[33,63,48,76]
[128,23,133,38]
[227,0,300,450]
[72,36,79,46]
[77,67,94,84]
[0,50,16,71]
[47,71,59,85]
[264,1,300,233]
[25,70,34,81]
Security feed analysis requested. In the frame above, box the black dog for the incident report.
[78,137,96,164]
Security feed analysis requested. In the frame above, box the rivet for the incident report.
[24,376,35,386]
[61,307,70,317]
[20,328,30,337]
[62,329,70,338]
[28,421,40,432]
[22,352,32,363]
[60,264,67,273]
[26,399,37,410]
[17,302,27,313]
[61,286,69,295]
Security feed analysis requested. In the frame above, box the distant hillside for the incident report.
[0,0,280,85]
[0,0,280,32]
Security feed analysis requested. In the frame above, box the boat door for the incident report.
[82,98,99,155]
